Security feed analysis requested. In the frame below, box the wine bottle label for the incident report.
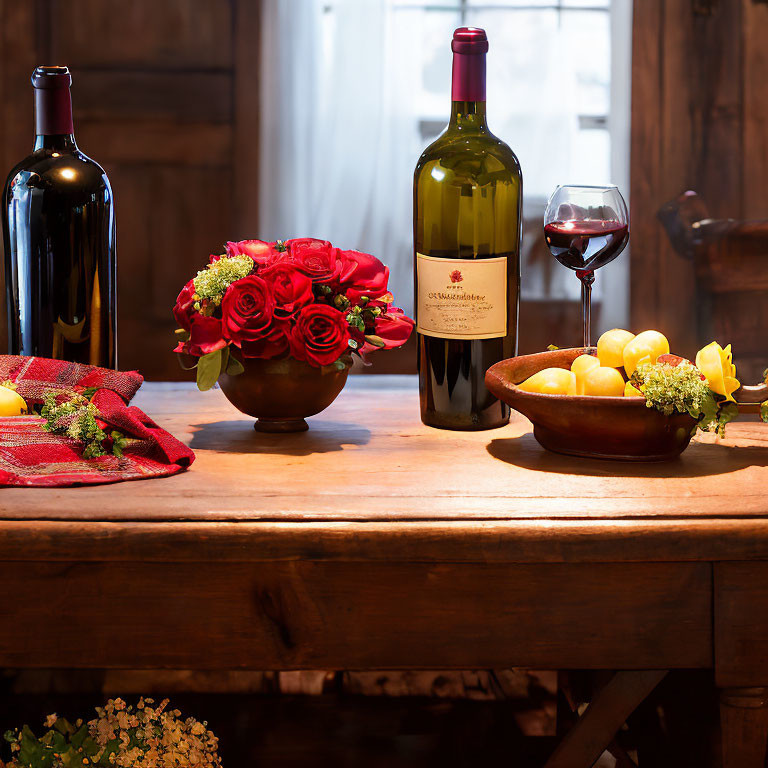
[416,254,507,340]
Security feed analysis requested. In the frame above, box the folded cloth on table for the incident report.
[0,355,194,487]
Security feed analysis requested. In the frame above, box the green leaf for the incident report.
[69,725,89,751]
[547,344,560,351]
[761,401,768,423]
[196,348,223,391]
[717,401,739,437]
[225,353,245,376]
[364,334,385,348]
[81,736,99,757]
[97,739,120,767]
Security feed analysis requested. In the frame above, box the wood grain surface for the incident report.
[1,379,766,530]
[0,560,711,670]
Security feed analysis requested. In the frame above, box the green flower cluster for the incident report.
[192,254,253,307]
[631,361,710,418]
[40,392,127,459]
[632,360,741,437]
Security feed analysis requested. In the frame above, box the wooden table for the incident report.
[2,377,768,767]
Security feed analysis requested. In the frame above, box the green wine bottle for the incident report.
[414,27,522,430]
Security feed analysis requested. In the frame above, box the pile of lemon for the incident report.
[518,329,671,397]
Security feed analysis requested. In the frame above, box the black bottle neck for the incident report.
[34,80,77,151]
[34,134,77,151]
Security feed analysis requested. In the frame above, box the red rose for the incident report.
[173,314,227,357]
[260,262,314,316]
[173,279,196,331]
[372,306,414,349]
[221,275,276,345]
[173,280,227,356]
[286,238,342,284]
[338,249,390,304]
[289,303,350,366]
[226,239,278,266]
[239,323,290,360]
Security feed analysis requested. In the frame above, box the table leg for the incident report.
[544,670,667,768]
[719,687,768,768]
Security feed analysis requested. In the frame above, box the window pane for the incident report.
[561,9,610,117]
[467,0,558,7]
[392,0,461,6]
[393,7,461,119]
[463,6,610,203]
[562,0,609,7]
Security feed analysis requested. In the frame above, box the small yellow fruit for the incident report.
[571,354,601,395]
[583,366,626,397]
[624,381,644,398]
[695,341,740,401]
[0,384,27,416]
[597,328,635,368]
[518,368,577,395]
[623,330,670,377]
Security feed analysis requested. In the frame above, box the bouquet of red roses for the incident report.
[173,238,414,390]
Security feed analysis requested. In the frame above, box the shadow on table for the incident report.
[486,431,768,478]
[189,419,371,456]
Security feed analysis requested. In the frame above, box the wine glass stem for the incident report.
[578,270,595,348]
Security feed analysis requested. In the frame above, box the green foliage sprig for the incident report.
[40,392,126,459]
[631,360,738,437]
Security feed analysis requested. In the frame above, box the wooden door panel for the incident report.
[73,72,233,124]
[48,0,233,70]
[0,0,248,377]
[77,122,232,167]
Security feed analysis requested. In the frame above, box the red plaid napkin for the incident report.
[0,356,194,487]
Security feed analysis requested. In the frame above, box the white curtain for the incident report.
[259,0,630,327]
[259,0,419,314]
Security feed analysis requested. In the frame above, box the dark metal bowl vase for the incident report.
[219,356,351,433]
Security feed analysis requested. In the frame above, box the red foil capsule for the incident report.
[451,27,488,102]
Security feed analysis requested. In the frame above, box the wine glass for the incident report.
[543,185,629,348]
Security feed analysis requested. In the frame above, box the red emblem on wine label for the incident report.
[449,269,463,283]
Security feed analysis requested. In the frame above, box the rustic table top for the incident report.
[1,376,767,563]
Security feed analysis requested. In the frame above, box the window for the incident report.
[393,0,613,204]
[260,0,631,328]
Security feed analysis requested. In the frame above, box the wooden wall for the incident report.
[0,0,260,379]
[630,0,768,366]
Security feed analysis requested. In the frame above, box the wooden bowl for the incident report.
[485,348,697,461]
[219,356,351,432]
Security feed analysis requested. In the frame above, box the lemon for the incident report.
[623,330,670,377]
[518,368,577,395]
[571,354,601,395]
[0,384,27,416]
[583,366,626,397]
[596,329,635,368]
[624,381,644,398]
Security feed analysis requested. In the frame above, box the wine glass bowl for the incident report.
[543,185,629,347]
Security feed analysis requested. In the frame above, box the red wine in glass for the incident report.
[544,219,629,272]
[543,186,629,347]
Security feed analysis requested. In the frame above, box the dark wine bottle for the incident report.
[2,66,117,367]
[414,28,522,430]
